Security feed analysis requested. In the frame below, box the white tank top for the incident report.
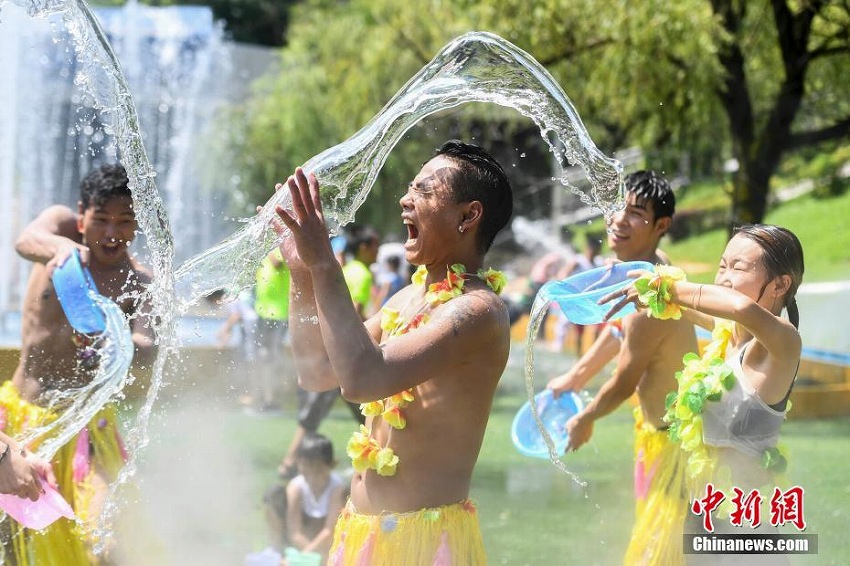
[291,472,342,519]
[701,343,787,459]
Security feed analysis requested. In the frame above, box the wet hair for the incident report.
[296,433,334,466]
[624,170,675,221]
[345,224,380,257]
[79,163,132,210]
[434,140,513,253]
[733,224,805,328]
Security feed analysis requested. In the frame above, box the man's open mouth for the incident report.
[404,221,419,241]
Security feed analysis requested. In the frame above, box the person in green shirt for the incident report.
[341,225,380,319]
[252,248,291,412]
[277,232,372,479]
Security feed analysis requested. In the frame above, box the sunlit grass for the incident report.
[230,347,850,565]
[665,190,850,283]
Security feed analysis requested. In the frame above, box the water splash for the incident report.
[2,1,627,544]
[511,216,576,256]
[3,0,179,545]
[15,296,133,460]
[173,31,624,309]
[524,289,587,485]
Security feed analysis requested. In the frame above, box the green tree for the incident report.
[709,0,850,224]
[235,0,850,226]
[468,0,850,225]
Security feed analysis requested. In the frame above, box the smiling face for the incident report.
[607,192,670,262]
[715,233,779,308]
[399,156,467,268]
[77,195,137,266]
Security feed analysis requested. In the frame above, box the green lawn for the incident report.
[226,351,849,565]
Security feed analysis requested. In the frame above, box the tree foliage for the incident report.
[232,0,850,227]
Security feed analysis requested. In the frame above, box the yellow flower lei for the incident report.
[662,318,789,482]
[346,263,506,477]
[663,319,735,480]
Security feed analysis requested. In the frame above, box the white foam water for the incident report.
[173,31,624,310]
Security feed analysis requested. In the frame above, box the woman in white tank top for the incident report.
[605,224,804,489]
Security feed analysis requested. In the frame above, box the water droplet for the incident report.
[173,32,624,307]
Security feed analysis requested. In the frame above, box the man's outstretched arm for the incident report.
[15,205,88,268]
[565,315,669,451]
[547,324,621,395]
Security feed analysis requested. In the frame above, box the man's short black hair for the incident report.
[434,140,513,253]
[623,170,675,220]
[386,255,401,270]
[79,163,131,210]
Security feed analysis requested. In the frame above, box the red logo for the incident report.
[692,484,806,532]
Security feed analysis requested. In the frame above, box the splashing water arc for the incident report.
[523,289,589,480]
[15,298,133,461]
[173,31,625,310]
[3,0,179,541]
[2,0,625,534]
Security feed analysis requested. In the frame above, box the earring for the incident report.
[458,225,465,234]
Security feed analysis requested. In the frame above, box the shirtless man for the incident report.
[547,170,697,565]
[275,140,513,563]
[4,163,155,564]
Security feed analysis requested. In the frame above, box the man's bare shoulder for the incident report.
[39,205,80,236]
[383,282,418,308]
[443,285,510,340]
[622,311,695,359]
[623,310,682,342]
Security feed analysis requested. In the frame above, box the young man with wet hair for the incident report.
[275,140,512,563]
[547,169,697,565]
[6,163,156,563]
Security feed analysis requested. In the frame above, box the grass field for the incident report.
[188,345,850,565]
[131,182,850,564]
[664,188,850,283]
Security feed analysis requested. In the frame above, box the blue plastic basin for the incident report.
[51,249,106,334]
[541,261,654,325]
[511,389,585,458]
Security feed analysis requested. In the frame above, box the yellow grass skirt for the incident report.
[329,498,485,565]
[624,408,690,566]
[0,381,127,565]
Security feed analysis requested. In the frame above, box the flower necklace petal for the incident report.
[349,263,506,476]
[634,265,687,320]
[663,318,789,484]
